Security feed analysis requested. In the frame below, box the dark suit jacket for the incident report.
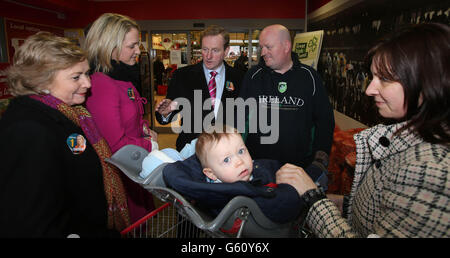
[0,96,117,237]
[155,61,244,150]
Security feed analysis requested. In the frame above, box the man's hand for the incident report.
[155,99,178,116]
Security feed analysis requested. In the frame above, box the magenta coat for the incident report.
[86,72,152,153]
[86,72,154,223]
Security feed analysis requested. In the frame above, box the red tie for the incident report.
[208,71,217,107]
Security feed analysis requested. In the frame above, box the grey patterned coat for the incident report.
[305,122,449,237]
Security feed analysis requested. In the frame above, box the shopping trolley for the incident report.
[120,202,211,238]
[106,145,302,238]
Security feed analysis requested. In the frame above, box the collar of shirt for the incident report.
[203,62,225,86]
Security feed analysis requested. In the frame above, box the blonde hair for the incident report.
[84,13,140,73]
[195,124,240,167]
[4,31,86,97]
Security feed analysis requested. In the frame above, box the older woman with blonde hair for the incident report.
[84,13,157,223]
[0,32,130,237]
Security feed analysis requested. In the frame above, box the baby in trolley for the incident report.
[139,124,328,224]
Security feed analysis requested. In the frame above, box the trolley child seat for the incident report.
[106,144,308,238]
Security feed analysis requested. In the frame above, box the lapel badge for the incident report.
[225,81,235,91]
[67,133,86,155]
[278,82,287,93]
[127,88,135,101]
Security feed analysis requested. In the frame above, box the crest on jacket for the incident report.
[225,81,235,91]
[278,82,287,93]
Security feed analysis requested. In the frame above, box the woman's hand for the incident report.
[276,163,318,196]
[149,129,158,142]
[326,194,344,215]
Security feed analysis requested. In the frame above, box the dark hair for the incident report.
[200,25,230,50]
[368,23,450,144]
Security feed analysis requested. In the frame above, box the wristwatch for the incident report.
[302,187,327,210]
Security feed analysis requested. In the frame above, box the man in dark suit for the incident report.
[155,25,245,151]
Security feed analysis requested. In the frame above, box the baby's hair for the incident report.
[195,124,239,167]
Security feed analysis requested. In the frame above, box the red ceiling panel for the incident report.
[7,0,87,12]
[2,0,309,28]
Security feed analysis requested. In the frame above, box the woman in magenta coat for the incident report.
[84,13,157,223]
